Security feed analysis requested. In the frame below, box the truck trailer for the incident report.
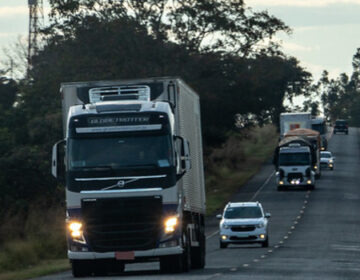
[279,112,312,138]
[51,77,206,276]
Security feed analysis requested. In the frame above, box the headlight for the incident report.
[329,159,333,163]
[67,221,86,244]
[164,216,179,234]
[68,221,83,238]
[222,223,230,229]
[314,165,318,170]
[256,222,265,228]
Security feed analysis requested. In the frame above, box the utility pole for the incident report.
[28,0,44,77]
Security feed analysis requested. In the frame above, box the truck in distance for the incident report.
[284,128,322,179]
[51,77,206,276]
[273,137,316,191]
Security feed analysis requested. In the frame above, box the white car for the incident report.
[320,151,335,170]
[217,202,270,248]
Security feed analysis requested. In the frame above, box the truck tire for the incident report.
[71,260,92,277]
[191,226,205,269]
[160,231,191,273]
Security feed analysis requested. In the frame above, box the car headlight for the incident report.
[164,216,179,234]
[329,159,333,163]
[222,223,230,229]
[256,222,265,228]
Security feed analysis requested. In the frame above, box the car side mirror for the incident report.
[265,213,271,219]
[216,214,222,219]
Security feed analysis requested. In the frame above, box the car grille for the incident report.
[82,196,162,252]
[230,236,257,241]
[231,225,255,232]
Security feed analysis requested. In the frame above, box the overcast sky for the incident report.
[1,0,360,81]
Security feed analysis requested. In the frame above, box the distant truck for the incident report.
[284,128,321,179]
[51,77,206,276]
[273,136,316,191]
[280,112,312,138]
[311,117,328,150]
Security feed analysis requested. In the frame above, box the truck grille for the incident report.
[82,196,162,252]
[287,173,303,182]
[231,225,255,232]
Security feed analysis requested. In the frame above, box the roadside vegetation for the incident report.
[205,125,278,214]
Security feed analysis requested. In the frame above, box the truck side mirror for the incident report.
[174,136,191,176]
[52,139,66,183]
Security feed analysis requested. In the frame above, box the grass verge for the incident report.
[0,259,69,280]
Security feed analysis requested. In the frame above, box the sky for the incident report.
[1,0,360,81]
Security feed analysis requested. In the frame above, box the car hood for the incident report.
[320,158,331,163]
[222,218,264,225]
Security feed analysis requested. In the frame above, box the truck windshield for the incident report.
[68,135,173,170]
[279,153,310,166]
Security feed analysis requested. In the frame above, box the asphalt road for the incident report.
[37,128,360,280]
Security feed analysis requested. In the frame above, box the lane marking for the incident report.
[250,171,275,201]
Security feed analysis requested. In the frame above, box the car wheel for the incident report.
[220,241,228,249]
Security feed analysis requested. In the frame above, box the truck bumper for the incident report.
[68,246,183,260]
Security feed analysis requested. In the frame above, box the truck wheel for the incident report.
[71,260,92,277]
[160,231,191,273]
[191,226,206,269]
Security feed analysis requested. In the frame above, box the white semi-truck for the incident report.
[51,77,206,276]
[280,112,312,138]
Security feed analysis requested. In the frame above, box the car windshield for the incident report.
[68,135,173,170]
[279,152,310,166]
[321,153,331,158]
[224,206,262,219]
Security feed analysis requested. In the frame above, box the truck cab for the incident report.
[275,144,315,191]
[52,78,206,276]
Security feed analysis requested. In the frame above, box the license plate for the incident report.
[115,251,135,260]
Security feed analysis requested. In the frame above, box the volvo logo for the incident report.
[116,180,126,188]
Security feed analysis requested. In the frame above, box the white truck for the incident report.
[51,77,206,276]
[273,137,316,191]
[280,112,312,138]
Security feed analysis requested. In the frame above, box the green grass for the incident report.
[205,125,278,215]
[0,259,69,280]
